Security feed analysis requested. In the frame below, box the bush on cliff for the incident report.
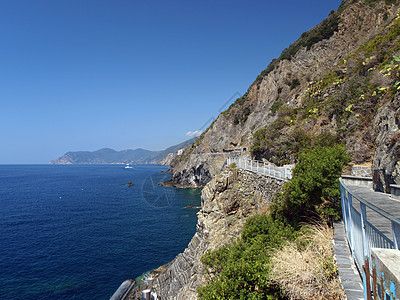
[271,144,350,226]
[198,215,295,300]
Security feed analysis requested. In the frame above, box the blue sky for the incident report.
[0,0,342,163]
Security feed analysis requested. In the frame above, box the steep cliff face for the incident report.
[168,0,400,190]
[128,168,284,299]
[372,92,400,191]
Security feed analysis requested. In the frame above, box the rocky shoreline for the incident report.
[127,168,284,299]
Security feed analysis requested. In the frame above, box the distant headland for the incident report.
[49,138,196,165]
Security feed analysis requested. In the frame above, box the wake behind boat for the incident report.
[125,163,133,169]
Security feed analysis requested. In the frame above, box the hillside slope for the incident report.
[49,138,196,164]
[168,0,400,192]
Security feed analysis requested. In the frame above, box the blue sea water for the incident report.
[0,164,201,299]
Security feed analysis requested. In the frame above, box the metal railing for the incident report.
[226,157,292,180]
[340,178,400,299]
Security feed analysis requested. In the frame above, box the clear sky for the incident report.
[0,0,342,164]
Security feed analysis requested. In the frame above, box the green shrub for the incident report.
[365,0,399,7]
[198,215,295,299]
[228,163,237,170]
[242,106,251,123]
[270,101,282,115]
[271,144,350,226]
[290,78,301,90]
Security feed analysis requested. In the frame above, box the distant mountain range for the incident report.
[49,138,196,165]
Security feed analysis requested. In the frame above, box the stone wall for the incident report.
[351,165,372,178]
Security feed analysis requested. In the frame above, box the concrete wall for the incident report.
[341,175,373,189]
[371,248,400,300]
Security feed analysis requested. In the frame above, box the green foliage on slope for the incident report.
[251,6,400,165]
[198,144,349,299]
[271,144,350,225]
[255,10,339,82]
[364,0,399,7]
[198,215,295,300]
[224,93,253,126]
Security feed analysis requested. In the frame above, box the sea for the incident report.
[0,164,201,299]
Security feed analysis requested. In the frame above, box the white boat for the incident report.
[125,163,133,169]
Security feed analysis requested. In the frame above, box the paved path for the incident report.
[346,185,400,239]
[337,184,400,299]
[333,221,364,300]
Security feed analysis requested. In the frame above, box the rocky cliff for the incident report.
[167,0,400,191]
[162,153,228,188]
[127,1,400,299]
[128,168,284,299]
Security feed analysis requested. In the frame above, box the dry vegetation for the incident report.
[270,225,345,300]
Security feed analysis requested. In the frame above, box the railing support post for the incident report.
[360,202,368,263]
[392,221,400,250]
[347,193,355,257]
[360,202,370,300]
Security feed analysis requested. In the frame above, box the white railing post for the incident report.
[257,161,259,173]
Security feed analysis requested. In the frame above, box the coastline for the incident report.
[158,179,203,189]
[127,168,284,299]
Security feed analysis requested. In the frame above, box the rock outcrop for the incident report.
[163,153,228,188]
[158,153,175,166]
[128,168,284,299]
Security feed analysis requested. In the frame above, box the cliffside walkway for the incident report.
[339,177,400,299]
[334,221,364,300]
[226,157,292,181]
